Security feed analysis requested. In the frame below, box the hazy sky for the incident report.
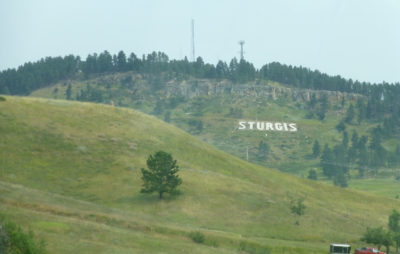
[1,0,399,83]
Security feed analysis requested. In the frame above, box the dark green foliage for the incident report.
[312,140,320,157]
[76,84,104,102]
[356,98,366,124]
[140,151,182,199]
[344,104,355,124]
[336,121,346,132]
[318,94,329,120]
[342,131,349,148]
[188,231,205,244]
[369,126,386,173]
[115,50,127,71]
[321,144,334,178]
[361,226,386,250]
[307,169,317,180]
[357,137,369,177]
[164,111,171,123]
[152,100,164,115]
[320,143,348,187]
[347,131,359,164]
[333,170,348,188]
[351,131,359,147]
[360,210,400,254]
[361,227,392,253]
[0,96,5,102]
[389,209,400,254]
[216,60,229,80]
[288,194,306,225]
[188,119,203,133]
[257,140,270,160]
[65,84,72,100]
[0,216,46,254]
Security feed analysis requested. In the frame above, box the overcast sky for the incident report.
[1,0,399,83]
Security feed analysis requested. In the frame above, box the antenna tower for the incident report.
[191,19,195,62]
[239,40,245,60]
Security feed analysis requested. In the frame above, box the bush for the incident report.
[307,169,317,180]
[0,216,46,254]
[0,96,5,102]
[188,231,205,244]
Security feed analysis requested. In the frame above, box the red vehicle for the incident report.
[355,247,386,254]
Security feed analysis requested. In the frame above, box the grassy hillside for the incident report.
[30,73,400,199]
[0,96,399,253]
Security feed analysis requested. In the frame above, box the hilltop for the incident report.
[2,51,400,194]
[0,96,399,253]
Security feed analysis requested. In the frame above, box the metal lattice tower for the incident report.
[191,19,195,62]
[239,40,245,60]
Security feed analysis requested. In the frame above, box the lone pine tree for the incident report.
[140,151,182,199]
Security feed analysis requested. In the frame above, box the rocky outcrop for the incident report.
[163,79,361,102]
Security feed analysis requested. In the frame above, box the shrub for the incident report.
[188,231,205,244]
[0,216,46,254]
[0,96,5,102]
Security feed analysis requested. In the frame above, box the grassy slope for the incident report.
[1,96,399,253]
[30,76,400,186]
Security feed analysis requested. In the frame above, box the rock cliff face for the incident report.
[97,72,361,103]
[162,78,360,102]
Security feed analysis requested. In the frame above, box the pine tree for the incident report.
[321,144,334,178]
[344,104,355,123]
[66,84,72,100]
[312,140,320,158]
[141,151,182,199]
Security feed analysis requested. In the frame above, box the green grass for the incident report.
[348,177,400,199]
[1,96,400,253]
[30,74,393,183]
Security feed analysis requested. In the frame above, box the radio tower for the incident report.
[239,40,245,60]
[191,19,195,62]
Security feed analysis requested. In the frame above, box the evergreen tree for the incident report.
[312,140,320,158]
[140,151,182,199]
[317,94,329,120]
[369,126,386,173]
[258,140,270,160]
[348,131,359,163]
[321,144,334,178]
[344,104,355,124]
[307,169,317,180]
[342,131,349,148]
[216,60,228,80]
[333,170,348,187]
[357,136,369,177]
[116,50,127,71]
[336,121,346,132]
[356,98,366,124]
[66,83,72,100]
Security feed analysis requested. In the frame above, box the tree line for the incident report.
[1,51,400,111]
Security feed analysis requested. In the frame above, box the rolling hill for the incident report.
[29,72,400,200]
[1,96,399,253]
